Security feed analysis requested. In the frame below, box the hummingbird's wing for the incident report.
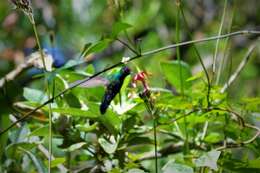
[100,82,120,114]
[70,76,109,88]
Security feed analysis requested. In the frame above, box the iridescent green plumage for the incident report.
[100,66,131,114]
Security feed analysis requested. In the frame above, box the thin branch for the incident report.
[1,30,260,136]
[116,38,140,55]
[141,30,260,57]
[220,43,257,93]
[212,107,245,127]
[0,52,48,88]
[243,123,260,144]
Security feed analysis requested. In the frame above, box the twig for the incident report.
[0,51,50,88]
[1,30,260,136]
[141,30,260,56]
[216,123,260,150]
[243,123,260,144]
[220,43,257,93]
[116,38,140,55]
[140,142,204,161]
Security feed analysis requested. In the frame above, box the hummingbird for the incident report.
[100,66,131,114]
[73,66,131,114]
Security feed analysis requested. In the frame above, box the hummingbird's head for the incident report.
[121,66,131,76]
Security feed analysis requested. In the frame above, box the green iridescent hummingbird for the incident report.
[73,66,131,114]
[99,66,131,114]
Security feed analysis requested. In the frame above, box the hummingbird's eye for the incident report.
[122,66,131,74]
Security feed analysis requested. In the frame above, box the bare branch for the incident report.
[221,42,257,93]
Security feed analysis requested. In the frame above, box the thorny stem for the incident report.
[1,30,260,136]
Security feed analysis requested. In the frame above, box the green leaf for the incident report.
[160,60,192,92]
[19,147,47,173]
[99,110,122,135]
[127,168,145,173]
[186,72,203,82]
[241,97,260,111]
[64,93,81,108]
[29,125,49,137]
[23,87,48,103]
[82,39,111,57]
[52,107,98,119]
[112,22,132,38]
[76,122,98,132]
[204,133,223,143]
[98,136,118,154]
[51,157,66,168]
[0,114,10,161]
[62,59,85,69]
[80,42,92,57]
[247,159,260,168]
[65,142,87,152]
[162,161,193,173]
[6,142,37,158]
[194,150,221,171]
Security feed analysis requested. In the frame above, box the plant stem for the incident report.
[142,95,158,173]
[221,43,256,93]
[176,0,189,153]
[32,17,53,173]
[175,0,184,96]
[213,0,227,79]
[153,115,158,173]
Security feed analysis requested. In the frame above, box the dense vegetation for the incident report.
[0,0,260,173]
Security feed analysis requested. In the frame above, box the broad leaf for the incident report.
[52,107,98,119]
[29,125,49,137]
[23,87,48,104]
[162,161,193,173]
[127,168,145,173]
[82,39,111,57]
[19,147,47,173]
[51,157,66,168]
[195,150,221,171]
[112,22,132,38]
[98,136,118,154]
[160,60,192,92]
[65,142,87,152]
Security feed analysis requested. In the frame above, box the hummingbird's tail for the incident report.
[100,94,112,114]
